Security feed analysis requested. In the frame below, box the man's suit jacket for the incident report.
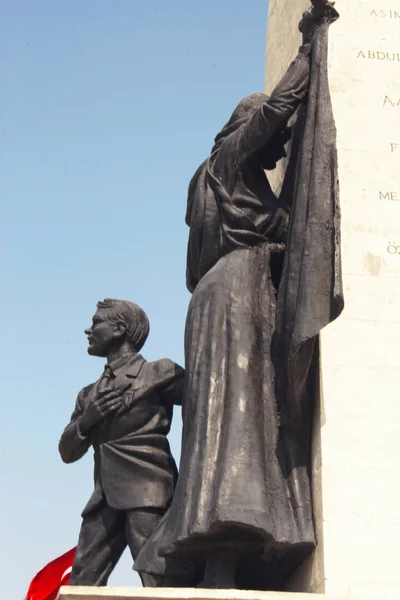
[59,354,184,515]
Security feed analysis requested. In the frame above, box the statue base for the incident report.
[58,587,349,600]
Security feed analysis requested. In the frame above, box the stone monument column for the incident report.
[266,2,400,598]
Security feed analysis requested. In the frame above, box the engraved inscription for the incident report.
[370,9,400,19]
[380,191,398,201]
[357,50,400,61]
[387,242,400,254]
[384,95,400,107]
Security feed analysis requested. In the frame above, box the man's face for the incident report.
[84,309,115,357]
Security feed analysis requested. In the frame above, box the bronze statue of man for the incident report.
[59,298,183,586]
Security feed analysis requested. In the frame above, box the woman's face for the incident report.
[257,126,291,170]
[257,140,288,171]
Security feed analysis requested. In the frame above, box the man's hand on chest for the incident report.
[79,372,132,436]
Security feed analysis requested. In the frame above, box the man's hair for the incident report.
[97,298,150,351]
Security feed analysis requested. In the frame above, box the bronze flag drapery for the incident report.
[274,18,344,428]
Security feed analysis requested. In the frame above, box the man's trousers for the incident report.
[70,501,164,586]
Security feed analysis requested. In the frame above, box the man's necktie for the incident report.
[97,364,113,395]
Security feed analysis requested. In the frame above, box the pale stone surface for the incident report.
[57,588,348,600]
[266,1,400,599]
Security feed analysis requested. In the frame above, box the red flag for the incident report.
[25,547,76,600]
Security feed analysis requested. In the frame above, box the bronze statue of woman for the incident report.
[135,0,343,590]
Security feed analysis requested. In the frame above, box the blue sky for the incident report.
[1,1,269,596]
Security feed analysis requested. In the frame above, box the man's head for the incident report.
[84,298,150,357]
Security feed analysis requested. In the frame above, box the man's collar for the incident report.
[106,353,145,378]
